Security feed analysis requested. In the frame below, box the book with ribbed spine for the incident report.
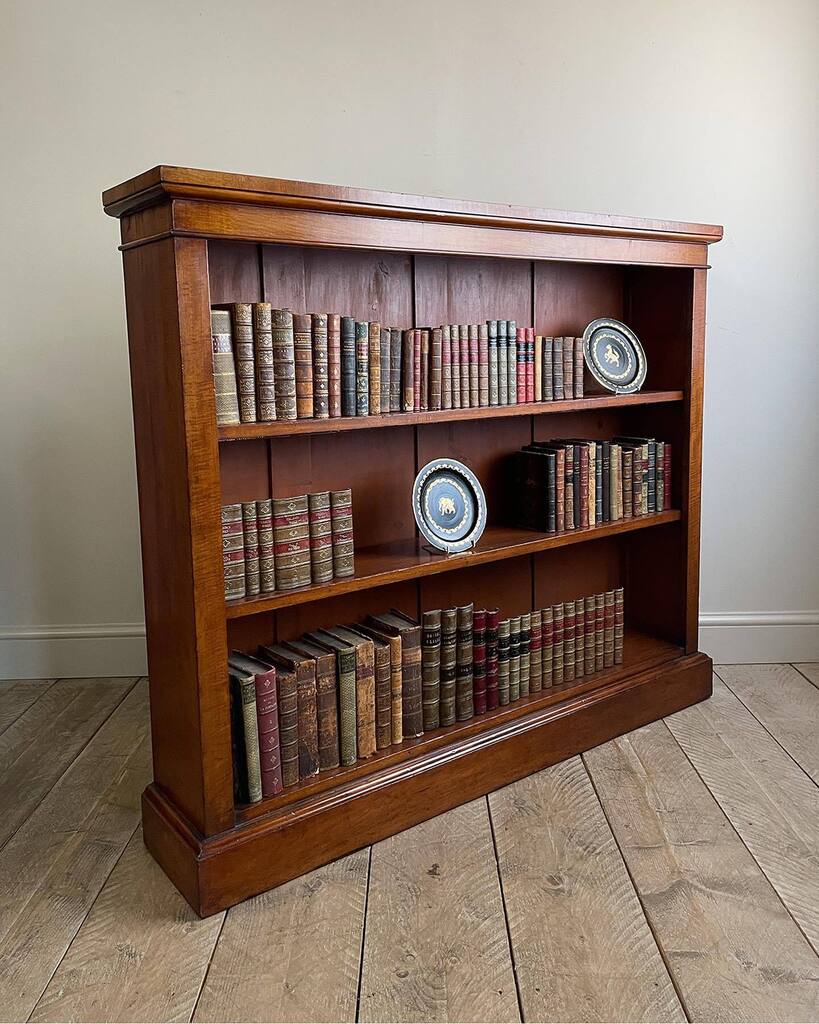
[563,600,576,682]
[488,320,499,406]
[562,335,574,401]
[439,607,457,726]
[472,609,487,714]
[497,618,511,704]
[574,336,584,398]
[401,329,414,411]
[327,313,342,418]
[221,503,245,601]
[604,590,616,667]
[252,302,276,422]
[543,337,554,401]
[519,612,531,697]
[355,623,403,746]
[228,652,281,798]
[354,321,369,416]
[441,325,452,411]
[308,491,333,584]
[228,668,262,803]
[516,328,526,404]
[455,603,474,720]
[413,328,422,411]
[389,328,402,412]
[368,321,381,416]
[552,337,563,403]
[623,448,634,518]
[610,443,622,521]
[534,334,543,402]
[478,324,489,407]
[468,324,479,407]
[485,608,500,708]
[450,325,462,408]
[340,316,356,416]
[614,587,624,664]
[656,440,665,512]
[271,309,297,420]
[459,324,470,408]
[564,444,575,530]
[272,494,311,591]
[664,444,672,508]
[320,626,376,759]
[496,320,508,405]
[256,498,275,594]
[241,501,260,597]
[231,303,257,423]
[526,328,535,403]
[529,609,542,692]
[283,638,340,771]
[574,600,585,678]
[273,667,299,787]
[259,644,319,779]
[578,444,590,529]
[429,327,443,411]
[584,595,596,675]
[347,626,391,749]
[367,610,423,738]
[508,616,521,701]
[330,488,354,578]
[311,313,329,419]
[507,321,517,404]
[552,604,564,685]
[588,441,596,526]
[210,309,240,425]
[421,609,441,730]
[419,328,430,411]
[542,606,554,687]
[595,593,605,671]
[306,630,357,767]
[293,313,314,419]
[379,324,391,413]
[595,442,604,523]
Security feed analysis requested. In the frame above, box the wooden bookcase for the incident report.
[103,166,722,916]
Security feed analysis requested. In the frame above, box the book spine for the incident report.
[373,643,392,750]
[574,336,584,398]
[543,337,554,402]
[485,608,500,709]
[579,446,590,529]
[231,303,257,423]
[241,501,260,597]
[251,302,276,423]
[547,453,557,533]
[421,609,442,731]
[516,328,527,404]
[210,309,241,425]
[295,664,319,779]
[508,615,521,701]
[472,609,487,714]
[497,618,511,704]
[389,328,402,412]
[419,328,430,411]
[664,443,672,508]
[632,447,643,516]
[221,503,246,601]
[236,675,262,802]
[604,590,616,667]
[611,443,621,521]
[518,612,531,697]
[293,313,314,419]
[272,495,311,591]
[614,586,624,664]
[256,499,275,594]
[455,603,474,720]
[330,488,355,578]
[497,321,507,405]
[588,443,596,527]
[555,449,565,533]
[401,626,424,738]
[542,606,554,687]
[355,640,376,758]
[386,634,402,745]
[368,321,381,416]
[413,329,422,411]
[380,324,391,414]
[308,490,333,584]
[623,449,634,518]
[336,647,358,767]
[255,671,283,797]
[584,595,596,675]
[595,593,605,671]
[563,336,574,400]
[564,445,575,530]
[340,316,356,417]
[439,607,457,726]
[647,441,657,514]
[311,658,339,771]
[401,329,415,412]
[526,328,535,402]
[327,313,342,418]
[488,321,499,406]
[534,334,543,402]
[459,324,470,408]
[656,441,665,512]
[277,670,299,787]
[428,327,442,411]
[478,323,489,407]
[354,321,369,416]
[529,609,542,693]
[450,325,461,408]
[563,600,576,682]
[552,604,564,685]
[594,443,603,524]
[468,324,479,407]
[441,325,452,411]
[575,600,585,678]
[507,321,517,404]
[311,313,329,419]
[271,308,297,421]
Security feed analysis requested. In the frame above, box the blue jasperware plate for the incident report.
[412,458,487,554]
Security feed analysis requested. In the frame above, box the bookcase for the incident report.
[103,166,721,916]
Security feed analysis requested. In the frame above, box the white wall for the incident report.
[2,0,817,676]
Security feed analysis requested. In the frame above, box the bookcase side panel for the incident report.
[123,236,233,836]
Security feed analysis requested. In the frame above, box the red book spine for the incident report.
[485,608,500,710]
[412,329,421,411]
[525,327,535,402]
[255,669,283,797]
[327,313,341,418]
[516,327,527,403]
[579,445,590,528]
[419,329,429,411]
[472,609,487,714]
[664,443,672,507]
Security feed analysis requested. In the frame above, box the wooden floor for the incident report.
[1,665,818,1023]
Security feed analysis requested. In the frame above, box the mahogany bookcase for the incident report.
[103,166,722,916]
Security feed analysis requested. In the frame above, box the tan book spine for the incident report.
[460,324,470,408]
[253,302,276,422]
[450,326,462,408]
[519,612,531,697]
[401,329,414,412]
[368,322,381,415]
[231,303,256,423]
[210,309,240,425]
[352,636,376,757]
[330,488,355,578]
[307,490,333,585]
[327,313,342,418]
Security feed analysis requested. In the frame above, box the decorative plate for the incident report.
[412,459,487,554]
[582,318,647,394]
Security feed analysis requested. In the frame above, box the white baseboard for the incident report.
[1,613,817,679]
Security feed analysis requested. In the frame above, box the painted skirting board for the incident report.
[0,613,817,677]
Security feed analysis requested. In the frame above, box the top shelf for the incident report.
[218,390,684,441]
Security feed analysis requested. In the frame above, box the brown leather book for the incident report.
[330,488,354,579]
[456,603,474,720]
[346,626,392,749]
[253,302,276,422]
[534,335,543,403]
[441,325,452,411]
[259,644,319,779]
[311,313,329,419]
[450,325,462,408]
[389,328,402,412]
[542,606,554,687]
[228,668,262,803]
[459,324,470,408]
[552,604,564,685]
[221,503,245,601]
[584,595,596,675]
[272,495,311,591]
[574,336,584,398]
[421,609,442,730]
[306,630,357,767]
[614,586,624,665]
[595,593,605,671]
[327,313,342,418]
[355,622,402,745]
[271,308,297,421]
[284,637,340,770]
[468,324,479,407]
[367,610,422,737]
[256,498,275,594]
[307,491,333,585]
[401,329,415,412]
[439,607,458,725]
[563,336,574,401]
[563,601,576,683]
[241,502,260,598]
[430,328,443,411]
[319,626,376,758]
[419,329,430,412]
[293,313,314,419]
[228,652,282,798]
[368,322,381,415]
[413,329,422,411]
[529,609,542,693]
[274,666,299,787]
[231,303,257,423]
[574,601,585,678]
[604,590,616,667]
[379,324,391,413]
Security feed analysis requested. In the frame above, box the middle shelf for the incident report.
[225,508,681,618]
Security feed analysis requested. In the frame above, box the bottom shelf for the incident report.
[236,627,681,823]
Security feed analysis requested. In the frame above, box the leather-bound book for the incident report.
[210,309,240,425]
[664,443,672,508]
[355,622,403,745]
[614,587,624,664]
[441,325,452,411]
[368,321,381,415]
[455,603,474,720]
[367,610,423,737]
[584,596,596,675]
[293,313,314,419]
[529,609,542,693]
[430,327,443,411]
[534,334,543,403]
[253,302,276,422]
[594,592,605,671]
[516,327,527,404]
[311,313,329,419]
[542,606,554,687]
[508,616,521,701]
[647,440,657,514]
[574,601,585,678]
[478,323,489,407]
[472,609,487,714]
[526,327,535,403]
[306,630,357,767]
[228,668,263,803]
[507,321,517,404]
[552,336,563,402]
[308,491,333,584]
[578,445,590,529]
[228,652,282,798]
[543,337,554,402]
[231,303,257,423]
[552,604,564,685]
[594,442,604,524]
[340,316,356,416]
[418,328,429,411]
[327,313,342,417]
[346,626,392,750]
[610,443,621,521]
[411,328,421,411]
[563,336,574,401]
[389,328,402,412]
[623,448,633,518]
[564,444,575,530]
[468,324,479,407]
[271,309,297,421]
[439,607,457,726]
[588,442,596,526]
[319,626,376,758]
[284,637,340,771]
[518,612,531,697]
[354,321,369,416]
[656,441,665,512]
[273,667,299,787]
[497,320,508,406]
[221,503,246,601]
[485,608,500,709]
[497,619,511,705]
[330,488,355,578]
[563,601,576,682]
[259,644,319,779]
[379,323,391,414]
[604,591,616,667]
[272,495,311,591]
[488,320,499,407]
[256,498,275,594]
[401,329,415,412]
[512,450,548,532]
[459,324,470,409]
[421,609,441,731]
[450,325,461,409]
[574,336,584,398]
[241,501,261,597]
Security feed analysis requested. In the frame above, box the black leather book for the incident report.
[340,316,356,416]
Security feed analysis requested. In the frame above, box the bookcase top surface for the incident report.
[102,165,723,244]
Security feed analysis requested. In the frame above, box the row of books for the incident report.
[512,435,672,533]
[221,489,353,601]
[228,588,624,805]
[210,304,589,426]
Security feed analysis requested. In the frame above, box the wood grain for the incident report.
[585,720,819,1022]
[194,850,368,1023]
[667,676,819,954]
[794,663,819,690]
[489,756,684,1023]
[0,682,150,1023]
[0,678,55,736]
[717,664,819,783]
[30,827,224,1024]
[359,799,518,1024]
